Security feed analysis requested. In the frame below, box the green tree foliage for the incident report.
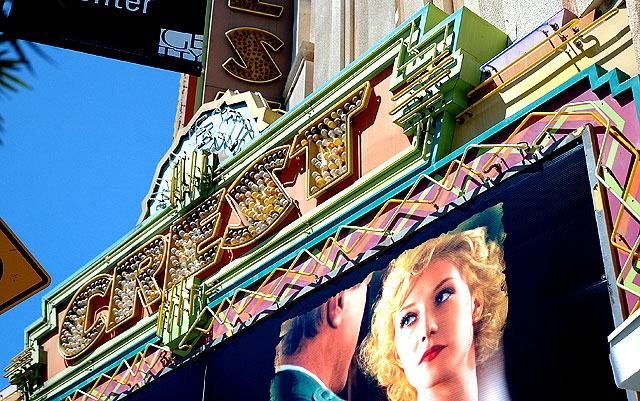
[0,6,32,97]
[0,2,50,139]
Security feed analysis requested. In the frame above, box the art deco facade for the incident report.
[3,0,640,400]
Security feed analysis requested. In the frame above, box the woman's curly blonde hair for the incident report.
[359,227,508,401]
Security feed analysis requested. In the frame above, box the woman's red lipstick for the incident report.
[421,345,445,363]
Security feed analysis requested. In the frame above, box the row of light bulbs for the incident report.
[226,148,291,246]
[300,90,365,195]
[109,238,164,325]
[59,276,111,357]
[58,84,371,358]
[167,197,221,287]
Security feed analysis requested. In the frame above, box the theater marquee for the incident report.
[5,5,640,401]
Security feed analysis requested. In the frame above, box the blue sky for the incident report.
[0,44,180,390]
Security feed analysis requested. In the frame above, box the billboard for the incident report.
[10,5,639,400]
[122,136,625,400]
[6,0,207,75]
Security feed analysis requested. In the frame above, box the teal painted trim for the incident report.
[450,65,640,165]
[30,3,501,342]
[215,4,437,172]
[26,7,434,391]
[45,333,158,401]
[44,64,640,401]
[25,206,174,336]
[209,64,640,312]
[208,66,640,307]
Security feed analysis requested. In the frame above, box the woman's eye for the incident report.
[399,312,417,328]
[435,288,454,305]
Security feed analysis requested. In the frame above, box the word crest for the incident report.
[58,82,371,359]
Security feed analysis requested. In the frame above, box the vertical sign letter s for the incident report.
[223,28,283,83]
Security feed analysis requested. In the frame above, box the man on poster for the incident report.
[270,275,370,401]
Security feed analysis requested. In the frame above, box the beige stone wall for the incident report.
[627,0,640,72]
[285,0,640,109]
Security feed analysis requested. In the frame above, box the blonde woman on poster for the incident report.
[360,227,509,401]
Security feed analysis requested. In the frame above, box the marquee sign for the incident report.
[142,90,282,218]
[57,83,372,359]
[6,4,639,401]
[7,0,207,75]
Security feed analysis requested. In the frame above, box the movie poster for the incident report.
[124,138,625,400]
